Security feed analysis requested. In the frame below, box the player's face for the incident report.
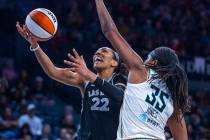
[93,47,118,71]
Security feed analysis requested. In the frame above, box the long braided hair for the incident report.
[148,47,190,121]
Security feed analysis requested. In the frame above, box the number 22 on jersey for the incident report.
[91,97,110,111]
[145,84,169,113]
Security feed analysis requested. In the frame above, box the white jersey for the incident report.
[117,70,174,140]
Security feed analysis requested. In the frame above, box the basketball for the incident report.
[25,8,58,41]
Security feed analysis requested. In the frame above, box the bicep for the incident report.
[167,114,188,140]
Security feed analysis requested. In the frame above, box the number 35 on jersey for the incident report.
[145,84,169,113]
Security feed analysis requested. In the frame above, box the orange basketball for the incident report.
[25,8,58,41]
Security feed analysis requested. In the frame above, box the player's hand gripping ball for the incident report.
[25,8,58,41]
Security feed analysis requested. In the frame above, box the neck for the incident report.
[98,68,115,80]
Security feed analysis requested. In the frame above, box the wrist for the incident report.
[30,43,40,52]
[86,71,97,83]
[31,42,39,48]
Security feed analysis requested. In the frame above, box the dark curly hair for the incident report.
[148,47,190,121]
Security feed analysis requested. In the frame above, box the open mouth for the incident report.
[94,56,103,63]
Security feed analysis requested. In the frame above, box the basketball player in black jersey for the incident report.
[16,22,127,140]
[64,48,127,140]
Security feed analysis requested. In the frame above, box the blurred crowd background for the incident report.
[0,0,210,140]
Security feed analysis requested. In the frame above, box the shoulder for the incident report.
[113,73,127,84]
[112,73,127,91]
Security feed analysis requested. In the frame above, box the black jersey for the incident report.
[77,73,127,140]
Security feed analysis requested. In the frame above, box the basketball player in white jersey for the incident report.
[94,0,190,139]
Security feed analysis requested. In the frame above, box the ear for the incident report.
[152,60,158,66]
[145,59,158,67]
[111,60,118,67]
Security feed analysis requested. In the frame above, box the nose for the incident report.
[94,52,102,58]
[95,52,101,56]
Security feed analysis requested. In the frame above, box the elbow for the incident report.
[101,22,117,36]
[46,72,55,81]
[47,73,56,80]
[126,59,144,70]
[44,67,57,80]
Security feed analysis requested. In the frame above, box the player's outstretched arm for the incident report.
[95,0,144,69]
[95,0,147,83]
[16,22,85,89]
[167,114,188,140]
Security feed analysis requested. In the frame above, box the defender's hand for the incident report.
[64,49,97,82]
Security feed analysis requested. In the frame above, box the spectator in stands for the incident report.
[37,123,55,140]
[17,69,31,86]
[57,128,74,140]
[17,123,33,140]
[0,106,18,139]
[18,104,42,138]
[0,78,8,94]
[61,113,76,138]
[33,76,45,95]
[1,60,17,84]
[0,78,9,114]
[64,105,74,116]
[187,124,195,140]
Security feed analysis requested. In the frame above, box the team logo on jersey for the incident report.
[147,117,160,128]
[146,107,158,119]
[139,110,160,128]
[139,112,148,124]
[88,89,104,97]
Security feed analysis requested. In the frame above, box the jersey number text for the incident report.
[145,84,169,112]
[91,97,109,111]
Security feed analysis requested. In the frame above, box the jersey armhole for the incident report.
[80,81,89,98]
[127,81,148,86]
[127,69,151,86]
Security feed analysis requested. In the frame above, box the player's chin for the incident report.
[93,63,104,71]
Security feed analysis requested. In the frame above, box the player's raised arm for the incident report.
[95,0,143,70]
[16,22,85,89]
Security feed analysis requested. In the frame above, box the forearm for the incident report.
[93,77,124,103]
[95,0,118,34]
[82,70,124,102]
[95,0,144,68]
